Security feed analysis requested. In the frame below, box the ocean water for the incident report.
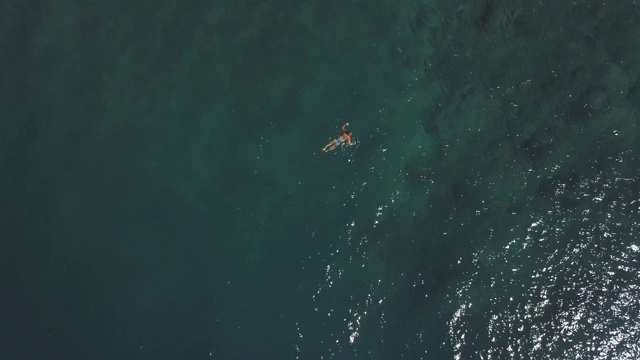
[2,0,640,359]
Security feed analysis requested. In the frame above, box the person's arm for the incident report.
[342,122,350,131]
[348,136,355,146]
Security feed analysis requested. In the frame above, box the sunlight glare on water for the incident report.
[448,168,640,359]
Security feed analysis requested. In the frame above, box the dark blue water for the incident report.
[2,1,640,359]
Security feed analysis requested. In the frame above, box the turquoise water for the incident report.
[2,1,640,359]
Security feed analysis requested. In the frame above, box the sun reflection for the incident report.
[447,171,640,359]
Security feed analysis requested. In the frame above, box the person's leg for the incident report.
[323,140,337,152]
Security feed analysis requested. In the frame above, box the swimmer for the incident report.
[322,122,356,152]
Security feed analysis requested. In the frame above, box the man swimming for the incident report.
[322,122,356,152]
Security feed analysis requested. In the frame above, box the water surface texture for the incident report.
[2,1,640,359]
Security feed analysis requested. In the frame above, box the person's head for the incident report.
[345,131,352,136]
